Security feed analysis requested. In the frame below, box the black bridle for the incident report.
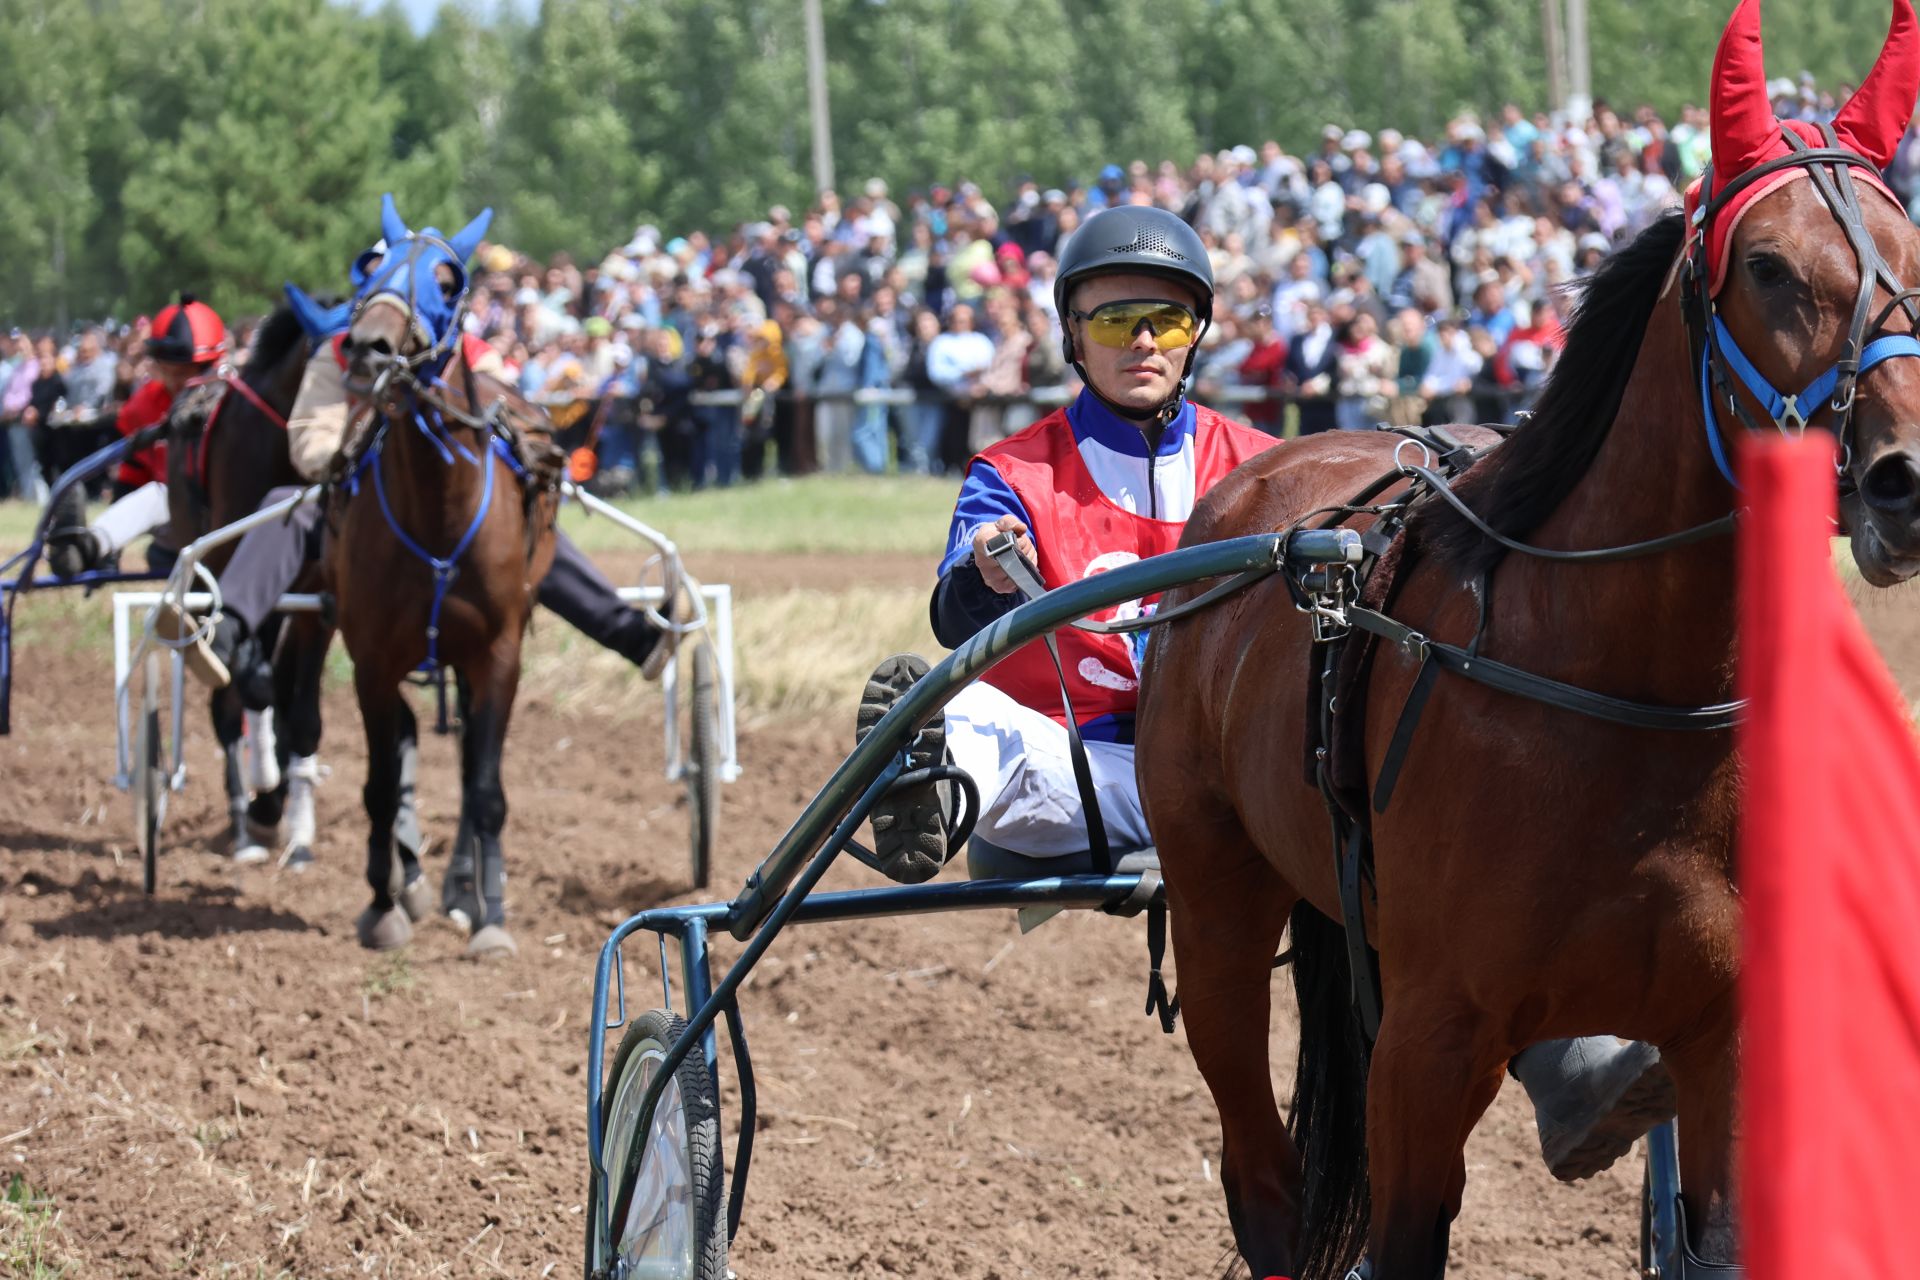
[1683,122,1920,488]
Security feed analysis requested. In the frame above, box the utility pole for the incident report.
[1543,0,1568,117]
[1565,0,1592,122]
[804,0,835,196]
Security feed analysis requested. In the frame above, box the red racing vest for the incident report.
[974,403,1276,729]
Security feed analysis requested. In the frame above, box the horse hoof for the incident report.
[232,839,270,866]
[397,875,436,922]
[442,876,481,932]
[466,924,517,960]
[356,906,412,951]
[282,845,315,872]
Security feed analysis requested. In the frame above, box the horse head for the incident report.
[342,193,491,396]
[1695,0,1920,584]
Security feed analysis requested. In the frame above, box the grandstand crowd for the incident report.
[11,83,1920,498]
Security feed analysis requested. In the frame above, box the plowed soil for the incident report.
[2,549,1913,1278]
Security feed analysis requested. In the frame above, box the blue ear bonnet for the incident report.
[348,193,492,360]
[283,283,352,348]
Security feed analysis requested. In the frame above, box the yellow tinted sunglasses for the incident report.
[1069,299,1201,352]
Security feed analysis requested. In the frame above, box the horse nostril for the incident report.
[1861,450,1920,515]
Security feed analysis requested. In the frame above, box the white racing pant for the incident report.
[941,679,1152,857]
[93,481,172,554]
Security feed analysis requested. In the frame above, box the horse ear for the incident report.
[380,193,409,248]
[283,283,334,339]
[448,208,494,265]
[1833,0,1920,168]
[1709,0,1783,188]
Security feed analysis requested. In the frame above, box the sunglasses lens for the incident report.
[1084,302,1197,351]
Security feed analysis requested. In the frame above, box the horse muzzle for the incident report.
[1845,448,1920,584]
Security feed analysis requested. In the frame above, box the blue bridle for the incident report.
[1689,123,1920,490]
[335,194,519,672]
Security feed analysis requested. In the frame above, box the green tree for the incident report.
[116,0,409,318]
[0,0,102,327]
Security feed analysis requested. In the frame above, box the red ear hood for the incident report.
[1689,0,1913,295]
[1833,0,1920,168]
[1708,0,1784,201]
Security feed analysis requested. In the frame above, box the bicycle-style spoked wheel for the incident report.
[589,1009,727,1280]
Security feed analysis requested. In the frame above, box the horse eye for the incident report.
[1747,254,1791,288]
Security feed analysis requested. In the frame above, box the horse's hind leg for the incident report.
[440,675,482,929]
[276,615,330,872]
[213,688,267,864]
[1165,831,1302,1277]
[1364,995,1502,1280]
[459,652,520,960]
[353,667,412,950]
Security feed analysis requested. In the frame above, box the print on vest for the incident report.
[1083,549,1156,678]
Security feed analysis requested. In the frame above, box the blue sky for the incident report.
[356,0,533,33]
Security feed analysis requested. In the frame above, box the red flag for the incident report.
[1740,433,1920,1276]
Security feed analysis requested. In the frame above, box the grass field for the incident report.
[0,477,956,723]
[0,473,959,562]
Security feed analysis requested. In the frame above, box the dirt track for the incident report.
[1,552,1913,1278]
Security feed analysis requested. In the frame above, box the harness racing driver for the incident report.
[857,202,1676,1183]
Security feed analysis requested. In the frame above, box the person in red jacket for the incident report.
[47,295,227,576]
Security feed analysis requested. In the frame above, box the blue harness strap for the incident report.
[1700,314,1920,488]
[370,414,499,671]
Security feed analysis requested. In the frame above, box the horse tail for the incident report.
[1286,902,1372,1280]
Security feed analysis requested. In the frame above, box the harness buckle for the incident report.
[1778,394,1807,432]
[1832,380,1856,416]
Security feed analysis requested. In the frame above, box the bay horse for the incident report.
[164,304,332,866]
[1136,2,1920,1275]
[329,196,559,958]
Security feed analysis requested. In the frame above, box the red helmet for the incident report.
[146,294,227,365]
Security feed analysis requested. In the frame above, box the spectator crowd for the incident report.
[10,78,1920,500]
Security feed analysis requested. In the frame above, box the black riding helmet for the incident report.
[1053,205,1214,424]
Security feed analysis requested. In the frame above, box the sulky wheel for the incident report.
[683,641,720,890]
[589,1009,727,1280]
[133,653,169,896]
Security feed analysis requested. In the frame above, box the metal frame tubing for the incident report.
[589,530,1287,1242]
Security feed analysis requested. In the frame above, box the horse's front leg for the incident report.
[1663,991,1739,1265]
[353,666,412,950]
[212,688,265,864]
[460,642,521,960]
[1164,829,1303,1277]
[1363,992,1504,1280]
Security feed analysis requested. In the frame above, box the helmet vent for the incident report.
[1108,227,1188,262]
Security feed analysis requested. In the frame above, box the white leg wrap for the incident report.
[245,707,281,794]
[285,755,319,850]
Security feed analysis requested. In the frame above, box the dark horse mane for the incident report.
[1416,211,1687,575]
[243,302,321,381]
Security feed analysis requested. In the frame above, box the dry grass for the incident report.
[518,583,939,724]
[0,1175,73,1279]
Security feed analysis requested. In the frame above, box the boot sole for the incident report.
[856,655,947,884]
[1544,1054,1678,1181]
[153,605,232,690]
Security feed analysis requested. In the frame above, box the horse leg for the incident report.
[389,697,436,920]
[277,615,329,871]
[213,688,267,864]
[1661,993,1740,1263]
[1166,836,1301,1276]
[353,668,412,951]
[460,654,519,960]
[243,616,289,843]
[1364,996,1500,1279]
[440,674,482,929]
